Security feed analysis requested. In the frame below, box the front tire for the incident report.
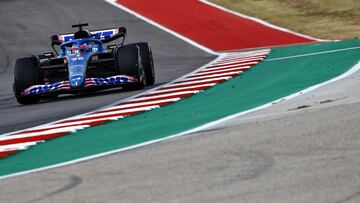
[14,56,40,104]
[115,44,145,90]
[133,42,155,86]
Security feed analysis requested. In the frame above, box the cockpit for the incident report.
[60,40,101,56]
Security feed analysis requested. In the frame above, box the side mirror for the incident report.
[51,35,62,45]
[50,35,61,55]
[118,27,126,36]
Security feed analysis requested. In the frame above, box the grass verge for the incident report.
[209,0,360,40]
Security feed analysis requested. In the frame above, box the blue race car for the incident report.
[13,23,155,104]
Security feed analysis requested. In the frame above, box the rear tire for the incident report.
[115,44,145,90]
[14,56,40,104]
[132,42,155,86]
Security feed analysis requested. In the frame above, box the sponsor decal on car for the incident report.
[22,75,137,96]
[69,65,85,75]
[23,82,65,95]
[70,57,85,61]
[93,76,131,85]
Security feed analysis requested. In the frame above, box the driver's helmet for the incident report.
[74,29,90,39]
[80,43,89,52]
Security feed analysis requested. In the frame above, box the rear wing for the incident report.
[51,27,126,45]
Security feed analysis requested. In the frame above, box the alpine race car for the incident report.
[13,23,155,104]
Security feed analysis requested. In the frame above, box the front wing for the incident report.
[22,75,138,96]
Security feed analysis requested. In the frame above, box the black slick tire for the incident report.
[14,56,41,104]
[115,44,145,90]
[131,42,155,86]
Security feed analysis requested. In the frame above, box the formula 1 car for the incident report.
[13,23,155,104]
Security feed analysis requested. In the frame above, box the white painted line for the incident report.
[266,46,360,61]
[194,68,245,76]
[160,83,217,90]
[165,79,225,88]
[101,98,181,111]
[223,51,270,57]
[0,142,38,152]
[0,126,89,141]
[202,65,251,72]
[130,91,199,101]
[142,90,200,97]
[214,56,264,64]
[181,72,239,82]
[179,77,230,83]
[199,0,324,42]
[226,49,271,59]
[60,116,124,124]
[172,77,230,86]
[190,71,243,79]
[221,52,270,60]
[206,61,257,69]
[217,56,264,63]
[190,71,243,78]
[78,106,159,120]
[104,0,218,55]
[227,49,271,55]
[214,59,260,67]
[211,58,261,67]
[32,117,120,131]
[151,84,215,94]
[215,56,263,64]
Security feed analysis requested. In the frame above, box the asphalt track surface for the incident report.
[1,1,360,203]
[0,0,213,135]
